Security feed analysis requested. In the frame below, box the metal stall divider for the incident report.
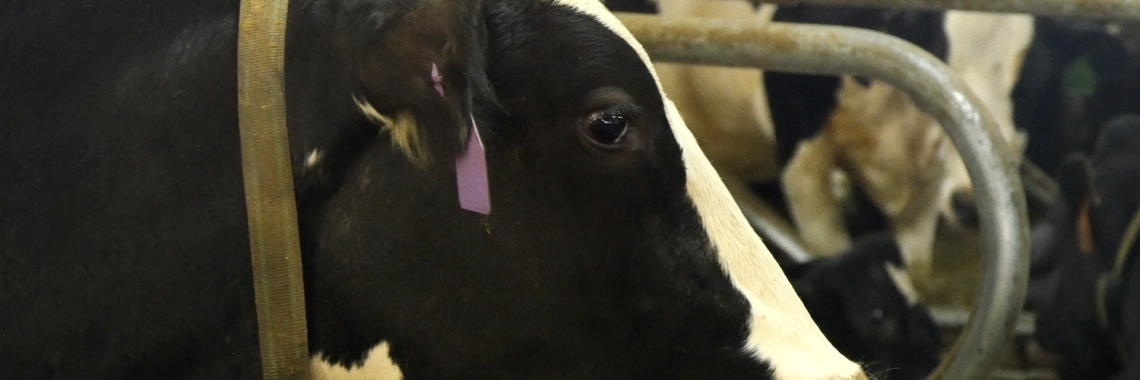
[728,0,1140,22]
[236,0,312,379]
[614,13,1030,380]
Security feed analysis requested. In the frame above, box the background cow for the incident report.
[1015,20,1140,175]
[602,0,1032,288]
[780,233,942,380]
[1033,114,1140,380]
[0,0,867,379]
[768,5,1032,285]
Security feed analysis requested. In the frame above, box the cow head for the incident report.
[303,1,866,379]
[1033,114,1140,379]
[787,233,941,380]
[1031,154,1122,379]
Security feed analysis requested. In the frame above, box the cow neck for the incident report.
[235,0,313,379]
[1093,207,1140,361]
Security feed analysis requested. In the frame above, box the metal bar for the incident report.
[1021,161,1058,209]
[616,13,1031,380]
[236,0,312,378]
[930,307,1037,337]
[748,0,1140,21]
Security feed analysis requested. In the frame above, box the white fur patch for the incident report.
[551,1,864,379]
[353,96,427,167]
[306,149,323,168]
[939,10,1034,221]
[884,262,921,306]
[311,342,404,380]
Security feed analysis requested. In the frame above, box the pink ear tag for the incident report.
[456,114,491,215]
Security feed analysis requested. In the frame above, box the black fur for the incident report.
[784,234,941,380]
[1033,114,1140,379]
[1013,19,1140,175]
[1,0,779,379]
[602,0,658,14]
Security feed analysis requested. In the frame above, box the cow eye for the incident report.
[578,88,640,153]
[587,111,628,145]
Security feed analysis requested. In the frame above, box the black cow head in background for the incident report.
[785,234,942,380]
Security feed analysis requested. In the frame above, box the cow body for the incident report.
[1015,19,1140,175]
[0,1,865,379]
[1033,115,1140,379]
[647,0,781,184]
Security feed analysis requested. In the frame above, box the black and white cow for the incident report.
[1033,114,1140,380]
[0,0,867,379]
[604,0,1035,287]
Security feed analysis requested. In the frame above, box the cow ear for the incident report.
[846,232,905,268]
[1055,153,1097,254]
[341,0,487,167]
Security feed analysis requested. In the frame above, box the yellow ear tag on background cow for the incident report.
[1078,200,1096,255]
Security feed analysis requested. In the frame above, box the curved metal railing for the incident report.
[616,13,1032,380]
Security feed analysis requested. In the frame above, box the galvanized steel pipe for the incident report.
[615,13,1031,380]
[751,0,1140,21]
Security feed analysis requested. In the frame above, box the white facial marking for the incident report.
[354,95,388,125]
[311,342,404,380]
[306,149,323,168]
[550,1,864,379]
[885,262,921,306]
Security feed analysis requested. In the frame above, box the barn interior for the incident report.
[605,0,1140,379]
[7,0,1140,379]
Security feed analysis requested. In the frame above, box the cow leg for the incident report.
[783,137,851,256]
